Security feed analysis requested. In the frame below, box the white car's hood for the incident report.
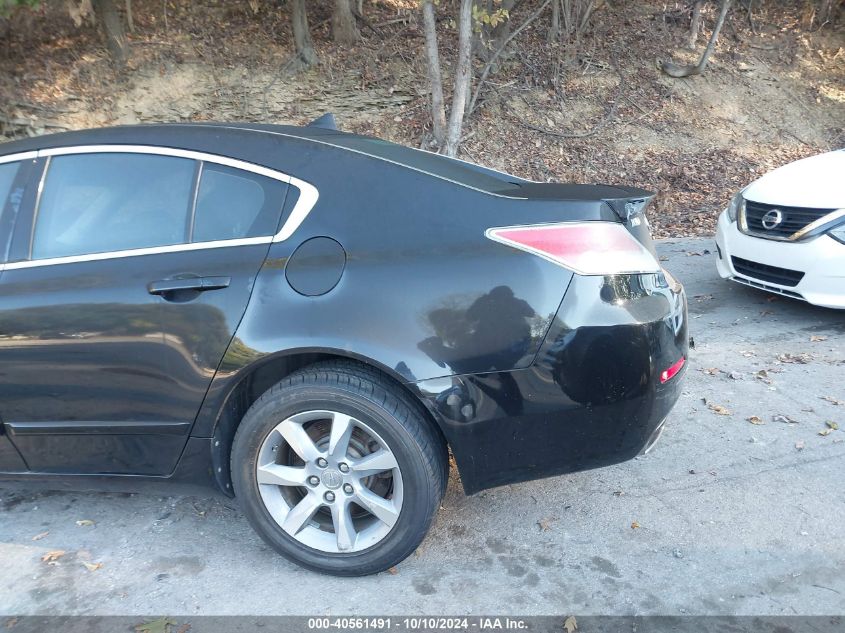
[743,149,845,209]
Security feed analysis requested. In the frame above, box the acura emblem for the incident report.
[761,209,783,230]
[321,469,343,489]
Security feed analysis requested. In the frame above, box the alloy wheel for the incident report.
[256,409,404,553]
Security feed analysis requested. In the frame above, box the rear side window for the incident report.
[0,161,20,207]
[32,153,195,260]
[0,160,24,263]
[192,163,287,243]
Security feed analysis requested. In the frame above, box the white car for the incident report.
[715,149,845,309]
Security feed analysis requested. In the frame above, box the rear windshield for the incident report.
[324,136,524,195]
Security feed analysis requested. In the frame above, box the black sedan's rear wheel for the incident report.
[231,361,448,576]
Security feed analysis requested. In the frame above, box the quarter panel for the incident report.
[193,154,578,437]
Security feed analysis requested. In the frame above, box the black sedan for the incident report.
[0,119,688,576]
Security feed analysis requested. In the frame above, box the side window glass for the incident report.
[0,160,24,263]
[0,161,20,209]
[32,153,195,260]
[192,163,287,243]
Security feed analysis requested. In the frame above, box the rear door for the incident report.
[0,152,36,472]
[0,147,289,475]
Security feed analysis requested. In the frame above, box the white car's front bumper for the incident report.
[715,210,845,309]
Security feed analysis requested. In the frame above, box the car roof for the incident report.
[0,122,525,196]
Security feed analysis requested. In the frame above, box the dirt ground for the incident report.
[1,1,843,238]
[1,239,844,617]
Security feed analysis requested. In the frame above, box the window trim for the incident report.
[0,144,319,271]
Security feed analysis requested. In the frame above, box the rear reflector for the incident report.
[660,356,686,383]
[485,222,660,276]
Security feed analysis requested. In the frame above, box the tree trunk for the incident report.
[92,0,129,66]
[548,0,560,42]
[292,0,317,66]
[444,0,474,157]
[687,0,703,49]
[332,0,360,44]
[125,0,135,33]
[695,0,730,73]
[422,0,446,147]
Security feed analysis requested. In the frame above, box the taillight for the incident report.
[485,222,660,276]
[660,357,686,383]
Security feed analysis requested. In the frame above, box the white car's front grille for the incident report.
[742,200,834,240]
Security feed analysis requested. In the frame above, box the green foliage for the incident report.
[0,0,42,17]
[472,3,509,30]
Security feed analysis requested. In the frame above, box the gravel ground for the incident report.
[1,238,843,617]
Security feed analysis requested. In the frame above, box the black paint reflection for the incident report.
[418,286,536,374]
[418,286,536,417]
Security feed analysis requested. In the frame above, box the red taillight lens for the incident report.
[660,356,686,383]
[485,222,660,276]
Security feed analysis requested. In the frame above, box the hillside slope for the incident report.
[1,0,842,237]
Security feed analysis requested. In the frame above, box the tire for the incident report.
[231,361,448,576]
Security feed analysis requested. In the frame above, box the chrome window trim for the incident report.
[3,236,273,270]
[276,177,319,242]
[38,145,292,184]
[0,144,318,270]
[0,151,37,165]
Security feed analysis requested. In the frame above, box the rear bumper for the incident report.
[416,272,688,494]
[715,210,845,309]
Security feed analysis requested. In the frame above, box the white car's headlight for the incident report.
[726,192,744,223]
[829,223,845,245]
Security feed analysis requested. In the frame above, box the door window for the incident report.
[192,163,287,243]
[0,160,23,263]
[32,153,195,260]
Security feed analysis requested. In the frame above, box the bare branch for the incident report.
[469,0,551,115]
[662,0,731,78]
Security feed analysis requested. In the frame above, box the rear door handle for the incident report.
[148,276,231,295]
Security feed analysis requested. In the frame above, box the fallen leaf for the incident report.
[810,335,828,342]
[134,618,175,633]
[564,616,578,633]
[826,421,839,430]
[773,414,798,424]
[75,519,95,527]
[31,531,49,541]
[175,625,191,633]
[5,618,19,629]
[759,309,774,316]
[795,440,805,450]
[708,403,731,416]
[538,517,555,531]
[82,562,103,572]
[819,428,833,436]
[631,521,641,529]
[41,550,65,563]
[755,369,772,384]
[747,416,764,425]
[777,353,812,364]
[728,371,742,380]
[387,566,398,575]
[821,396,843,406]
[701,367,720,376]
